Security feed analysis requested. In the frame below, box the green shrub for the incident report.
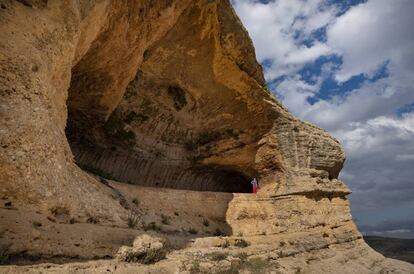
[234,252,248,262]
[235,238,250,248]
[189,261,200,274]
[161,214,170,225]
[127,212,139,228]
[203,219,210,227]
[86,216,99,224]
[49,206,69,216]
[143,222,162,232]
[214,228,224,236]
[32,221,42,228]
[132,198,140,206]
[221,239,230,248]
[188,228,198,235]
[139,247,167,264]
[0,249,9,265]
[124,246,167,264]
[208,252,228,261]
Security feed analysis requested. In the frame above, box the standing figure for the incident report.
[250,178,258,194]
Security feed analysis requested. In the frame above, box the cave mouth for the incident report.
[66,138,254,193]
[65,94,253,194]
[65,37,256,194]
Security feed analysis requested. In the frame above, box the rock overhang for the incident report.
[2,1,409,273]
[63,0,345,195]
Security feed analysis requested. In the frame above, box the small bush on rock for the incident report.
[208,251,228,261]
[235,238,250,248]
[189,261,201,274]
[234,252,248,262]
[188,228,198,235]
[214,228,224,236]
[86,216,99,224]
[143,221,162,232]
[49,206,69,217]
[132,198,140,206]
[203,219,210,227]
[116,234,168,264]
[221,239,230,248]
[0,248,9,265]
[161,214,170,225]
[32,221,42,228]
[127,212,139,228]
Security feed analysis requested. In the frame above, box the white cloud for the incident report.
[233,0,414,236]
[335,113,414,160]
[285,42,331,64]
[234,0,414,128]
[303,78,414,131]
[233,0,337,80]
[327,0,414,82]
[276,75,320,117]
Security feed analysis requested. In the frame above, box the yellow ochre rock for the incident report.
[0,0,412,273]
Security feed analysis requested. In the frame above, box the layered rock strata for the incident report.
[0,0,412,273]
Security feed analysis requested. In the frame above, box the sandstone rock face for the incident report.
[0,0,412,273]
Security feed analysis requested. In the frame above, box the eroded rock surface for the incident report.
[0,0,412,273]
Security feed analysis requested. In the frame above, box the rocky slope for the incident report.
[0,0,413,273]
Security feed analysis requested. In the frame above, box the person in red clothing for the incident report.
[250,178,258,194]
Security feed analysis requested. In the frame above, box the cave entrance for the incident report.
[64,39,255,195]
[65,134,254,194]
[65,87,253,194]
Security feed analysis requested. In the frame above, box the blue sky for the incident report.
[233,0,414,238]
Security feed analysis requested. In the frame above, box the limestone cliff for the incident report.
[0,0,412,273]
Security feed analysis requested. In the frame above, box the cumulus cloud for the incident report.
[327,0,414,82]
[234,0,414,237]
[234,0,337,79]
[303,78,414,131]
[337,113,414,214]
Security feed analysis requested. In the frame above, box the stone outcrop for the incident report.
[0,0,412,273]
